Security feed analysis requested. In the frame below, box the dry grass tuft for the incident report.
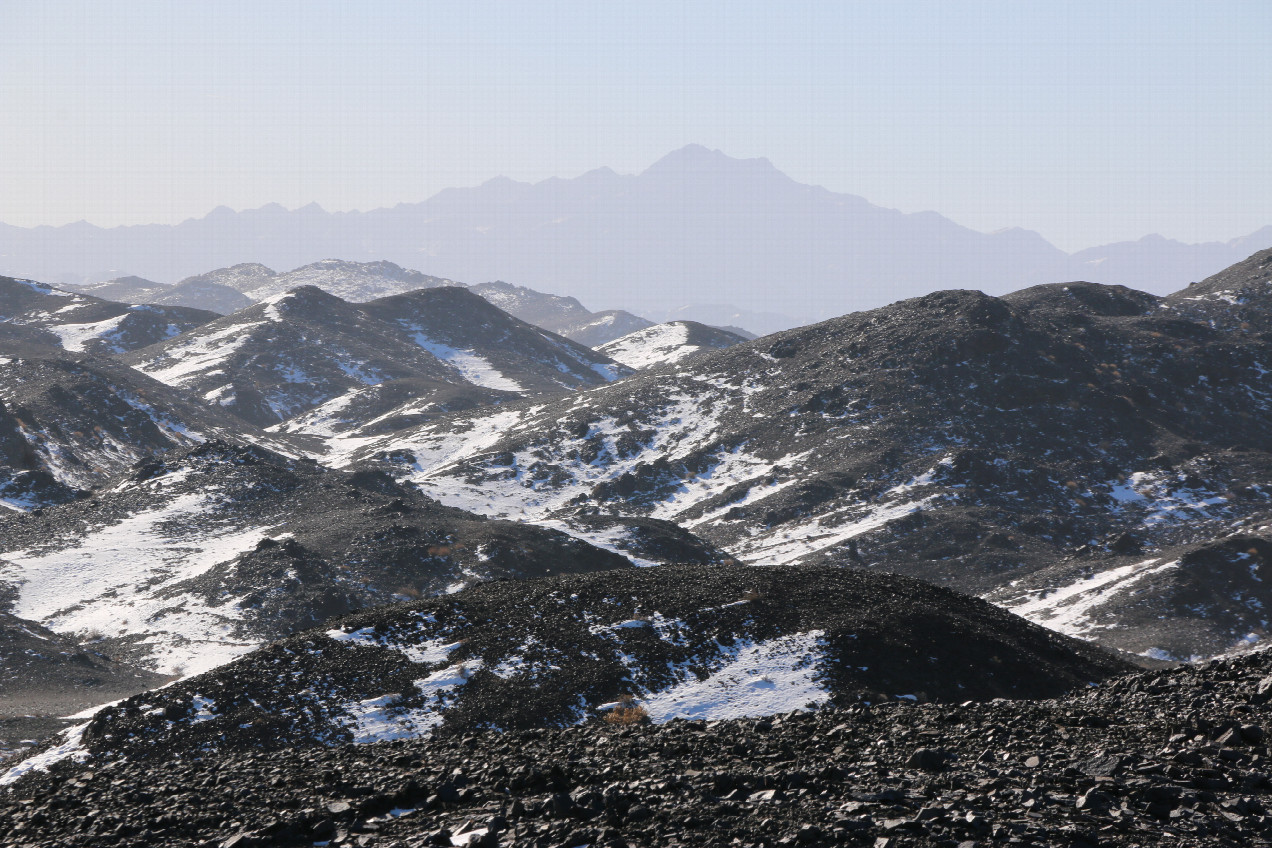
[603,695,650,726]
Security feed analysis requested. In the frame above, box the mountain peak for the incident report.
[641,145,781,179]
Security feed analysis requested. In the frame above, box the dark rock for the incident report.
[906,747,950,771]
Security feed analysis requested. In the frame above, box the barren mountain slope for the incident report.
[125,286,628,429]
[310,260,1272,660]
[0,441,688,677]
[0,276,218,354]
[0,340,284,505]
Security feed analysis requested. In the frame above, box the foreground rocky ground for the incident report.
[13,565,1128,767]
[6,650,1272,847]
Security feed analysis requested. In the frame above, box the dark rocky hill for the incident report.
[0,340,282,503]
[0,611,167,716]
[7,564,1130,768]
[468,281,655,347]
[1163,245,1272,331]
[0,275,218,354]
[76,275,166,302]
[316,257,1272,661]
[77,275,254,315]
[0,441,692,677]
[124,285,628,429]
[14,634,1272,846]
[360,286,628,394]
[984,534,1272,662]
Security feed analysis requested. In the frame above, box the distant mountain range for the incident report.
[5,145,1269,333]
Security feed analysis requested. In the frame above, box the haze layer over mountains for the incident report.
[5,145,1271,334]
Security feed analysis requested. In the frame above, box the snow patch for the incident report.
[0,723,89,786]
[1001,558,1181,638]
[43,313,130,352]
[327,627,465,665]
[1,490,275,674]
[599,322,695,369]
[135,322,263,385]
[341,661,481,743]
[406,330,524,392]
[636,631,830,722]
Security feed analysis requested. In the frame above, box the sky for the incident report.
[2,0,1270,251]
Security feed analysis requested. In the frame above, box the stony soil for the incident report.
[7,650,1272,846]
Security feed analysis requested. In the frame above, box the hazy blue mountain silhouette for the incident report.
[2,145,1268,330]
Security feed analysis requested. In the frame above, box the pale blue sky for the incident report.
[2,0,1270,250]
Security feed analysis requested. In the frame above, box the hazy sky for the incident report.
[3,1,1270,251]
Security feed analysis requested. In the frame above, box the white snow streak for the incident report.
[408,332,524,392]
[631,631,829,722]
[1001,558,1181,637]
[43,313,130,352]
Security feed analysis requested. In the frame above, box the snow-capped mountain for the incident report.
[229,259,457,302]
[125,285,628,428]
[0,276,219,355]
[173,261,277,295]
[307,268,1272,661]
[0,441,702,677]
[44,564,1130,764]
[597,321,750,369]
